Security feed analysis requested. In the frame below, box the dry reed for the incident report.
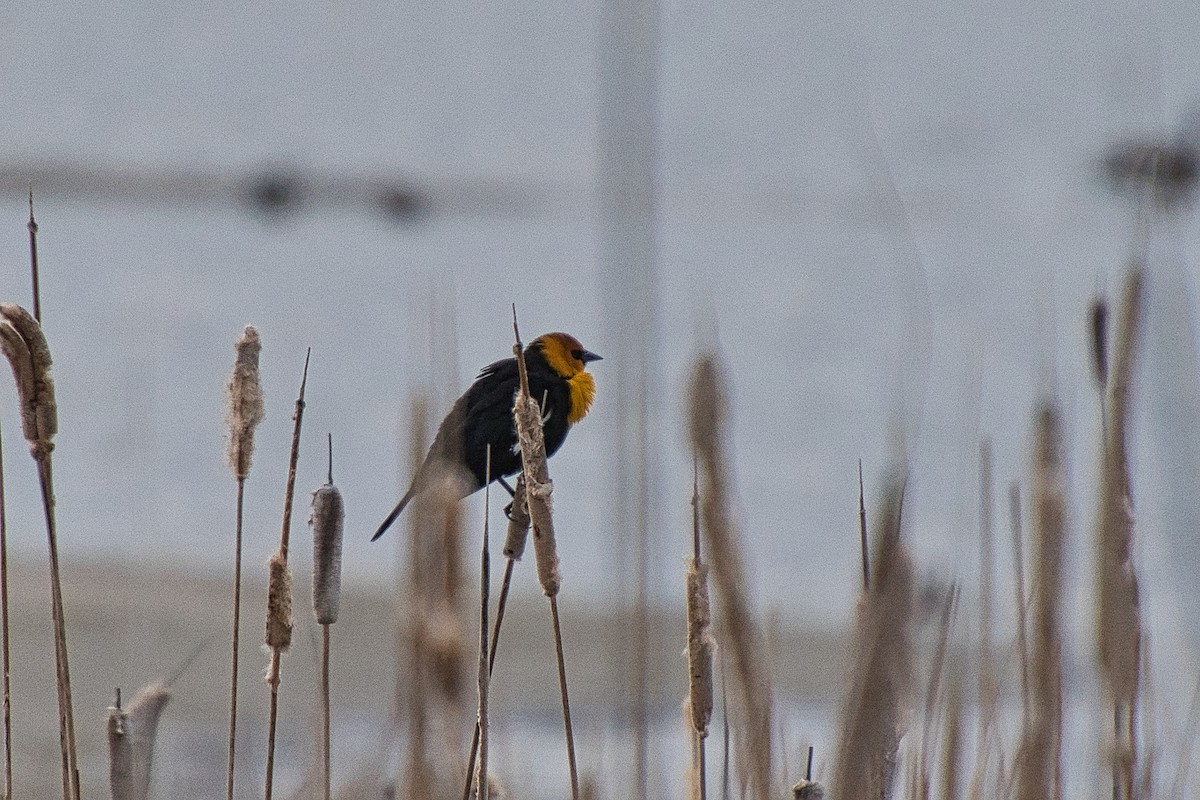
[107,683,170,800]
[687,354,773,799]
[1015,403,1065,800]
[462,469,526,800]
[474,449,493,800]
[264,349,310,800]
[1095,265,1146,800]
[400,400,469,799]
[310,434,345,800]
[830,476,914,800]
[686,461,714,800]
[941,675,964,800]
[510,312,579,799]
[0,419,11,800]
[0,302,78,800]
[224,324,264,800]
[969,443,999,800]
[919,584,959,798]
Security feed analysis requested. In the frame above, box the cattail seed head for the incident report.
[311,483,344,625]
[226,326,264,480]
[108,682,171,800]
[0,304,57,456]
[792,780,825,800]
[265,551,294,651]
[686,558,715,737]
[513,390,560,596]
[502,475,531,559]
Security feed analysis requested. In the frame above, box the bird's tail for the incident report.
[371,488,416,541]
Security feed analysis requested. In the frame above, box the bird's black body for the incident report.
[372,334,599,541]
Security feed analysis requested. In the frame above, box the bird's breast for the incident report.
[566,371,596,425]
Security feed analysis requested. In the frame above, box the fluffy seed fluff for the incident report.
[686,559,715,737]
[265,552,294,651]
[226,326,264,480]
[310,483,345,625]
[513,390,560,597]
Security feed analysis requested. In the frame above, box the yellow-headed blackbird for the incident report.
[371,332,601,541]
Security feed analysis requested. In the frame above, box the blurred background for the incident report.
[2,0,1200,797]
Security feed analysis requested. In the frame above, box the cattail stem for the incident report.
[475,450,492,800]
[321,625,331,800]
[226,479,246,800]
[688,459,712,800]
[1010,484,1031,719]
[39,454,80,800]
[858,460,869,591]
[689,355,773,799]
[0,420,12,800]
[549,594,581,797]
[311,434,343,800]
[264,349,310,800]
[224,325,264,800]
[462,555,517,800]
[0,302,77,800]
[27,189,41,324]
[511,309,580,799]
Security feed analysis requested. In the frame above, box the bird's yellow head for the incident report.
[531,332,602,425]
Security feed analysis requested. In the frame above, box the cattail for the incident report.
[0,304,57,454]
[1016,403,1065,800]
[831,476,914,800]
[513,388,560,597]
[1096,266,1145,800]
[108,683,171,800]
[265,552,294,651]
[686,558,715,738]
[226,326,264,480]
[1096,266,1143,701]
[311,483,344,625]
[502,475,531,560]
[0,323,37,445]
[688,354,773,800]
[792,780,825,800]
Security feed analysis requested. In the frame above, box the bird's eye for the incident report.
[571,349,584,360]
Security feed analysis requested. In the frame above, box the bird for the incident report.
[372,331,601,541]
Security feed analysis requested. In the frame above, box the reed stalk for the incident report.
[0,302,77,800]
[831,476,914,800]
[263,349,310,800]
[511,310,579,799]
[463,477,529,800]
[0,419,11,800]
[311,434,344,800]
[1095,265,1145,800]
[686,459,714,800]
[474,449,492,800]
[224,325,264,800]
[107,683,170,800]
[969,443,998,800]
[1016,403,1065,800]
[688,354,773,799]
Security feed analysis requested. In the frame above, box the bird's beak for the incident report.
[580,350,602,363]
